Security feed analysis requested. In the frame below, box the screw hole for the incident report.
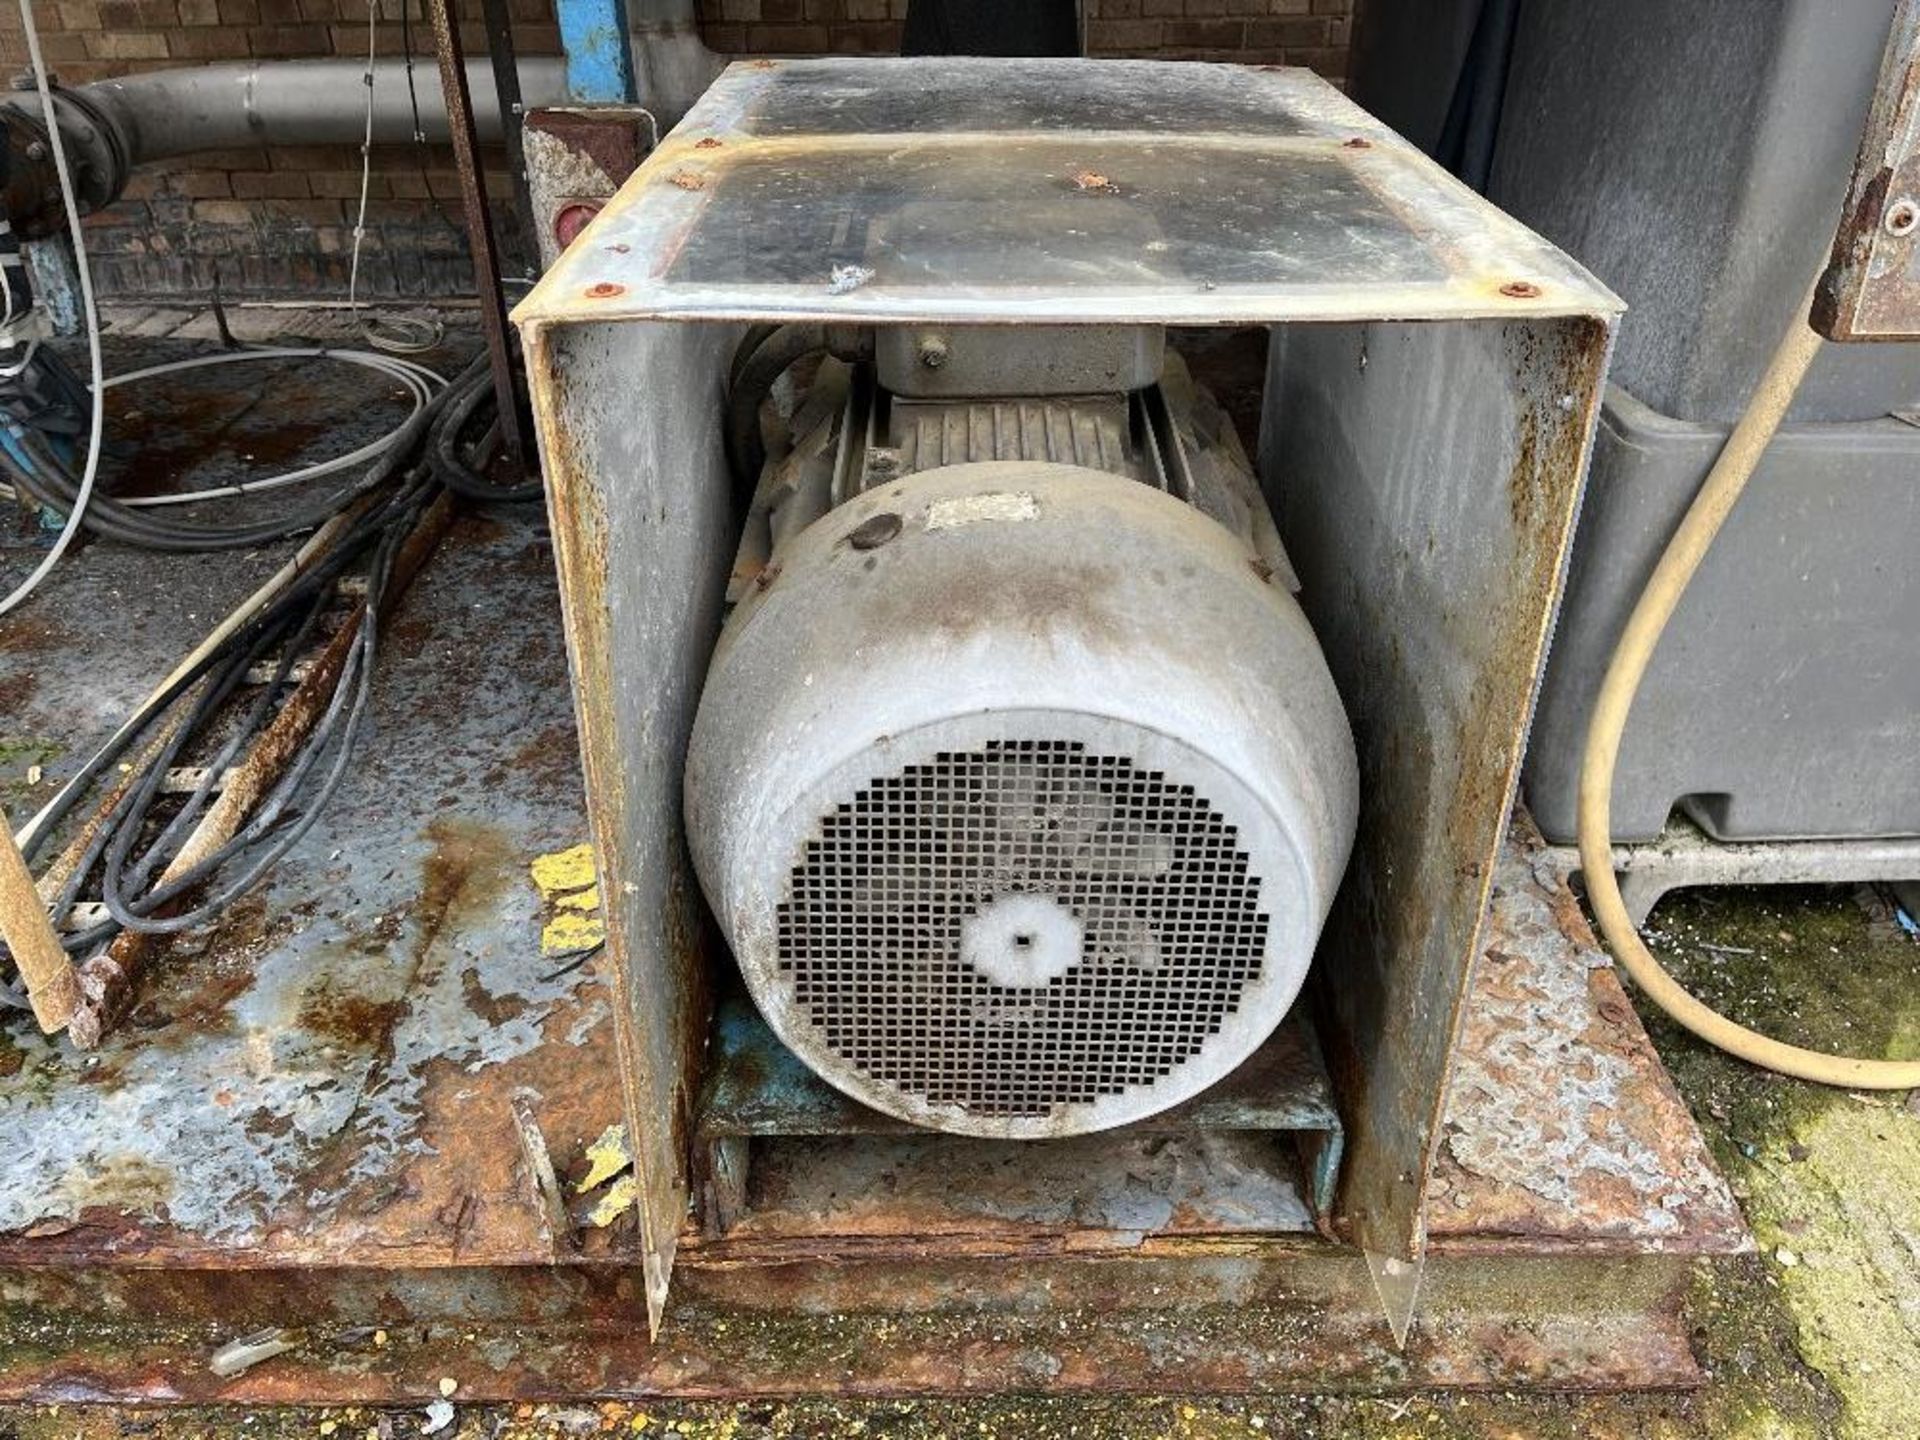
[1887,198,1918,237]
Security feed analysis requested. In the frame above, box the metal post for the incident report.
[423,0,528,467]
[557,0,638,103]
[479,0,541,278]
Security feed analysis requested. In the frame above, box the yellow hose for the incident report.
[1576,281,1920,1090]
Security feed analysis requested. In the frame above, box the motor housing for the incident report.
[685,333,1358,1138]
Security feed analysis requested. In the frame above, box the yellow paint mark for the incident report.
[556,882,601,912]
[531,842,597,896]
[533,842,603,956]
[541,909,605,958]
[587,1173,638,1228]
[576,1121,633,1195]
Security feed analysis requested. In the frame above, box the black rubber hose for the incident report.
[724,322,828,494]
[729,322,781,388]
[2,350,488,551]
[428,364,539,502]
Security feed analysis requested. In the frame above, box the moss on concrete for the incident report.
[1637,884,1920,1440]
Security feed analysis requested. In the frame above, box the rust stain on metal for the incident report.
[1816,0,1920,339]
[517,319,723,1334]
[585,281,626,299]
[669,169,708,191]
[1500,280,1543,299]
[0,1246,1703,1402]
[1342,136,1372,149]
[1066,167,1117,193]
[1289,314,1615,1267]
[1428,815,1750,1255]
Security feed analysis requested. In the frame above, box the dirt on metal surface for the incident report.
[1429,819,1749,1255]
[3,875,1897,1430]
[9,319,1900,1431]
[0,497,619,1266]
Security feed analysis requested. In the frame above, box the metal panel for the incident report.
[524,107,657,270]
[0,1251,1706,1400]
[1819,0,1920,341]
[512,58,1620,332]
[522,315,740,1333]
[514,54,1621,1318]
[1260,315,1613,1265]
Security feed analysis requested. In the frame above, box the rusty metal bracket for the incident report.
[1817,0,1920,340]
[523,107,657,270]
[424,0,530,466]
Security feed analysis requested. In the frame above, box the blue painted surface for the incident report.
[558,0,635,103]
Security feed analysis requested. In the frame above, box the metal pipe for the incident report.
[0,1,715,222]
[69,57,570,167]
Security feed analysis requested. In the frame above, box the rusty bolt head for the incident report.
[916,334,949,370]
[695,137,724,150]
[847,512,903,551]
[584,281,625,300]
[1886,198,1919,237]
[1342,136,1372,149]
[1500,280,1543,299]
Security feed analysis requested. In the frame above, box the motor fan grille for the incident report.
[775,737,1271,1126]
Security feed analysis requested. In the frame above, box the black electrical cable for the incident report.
[724,322,830,494]
[1,346,463,551]
[427,362,540,502]
[0,352,509,970]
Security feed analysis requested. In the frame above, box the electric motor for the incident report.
[685,327,1358,1138]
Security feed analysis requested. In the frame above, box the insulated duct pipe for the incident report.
[0,57,568,229]
[1,1,715,230]
[76,56,572,165]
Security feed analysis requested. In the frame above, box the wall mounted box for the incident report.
[510,56,1619,1332]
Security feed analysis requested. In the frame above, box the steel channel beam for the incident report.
[480,0,542,280]
[424,0,529,467]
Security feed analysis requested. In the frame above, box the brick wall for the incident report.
[697,1,1353,72]
[0,0,1354,300]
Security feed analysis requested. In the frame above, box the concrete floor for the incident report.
[2,313,1916,1438]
